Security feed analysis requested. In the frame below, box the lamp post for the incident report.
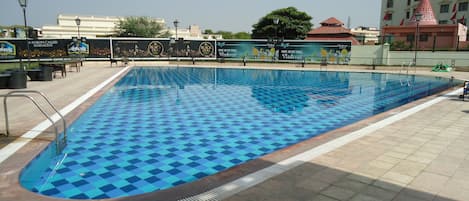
[173,19,179,39]
[414,13,422,66]
[75,17,81,38]
[273,18,280,61]
[18,0,30,69]
[173,19,179,59]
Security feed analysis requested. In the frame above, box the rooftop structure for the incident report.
[306,17,360,45]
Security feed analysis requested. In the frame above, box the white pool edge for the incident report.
[0,66,130,164]
[180,88,463,201]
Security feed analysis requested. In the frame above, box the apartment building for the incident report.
[381,0,468,27]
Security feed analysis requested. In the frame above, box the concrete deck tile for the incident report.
[320,186,356,201]
[425,158,462,177]
[354,165,389,179]
[368,160,396,170]
[381,171,414,185]
[360,185,397,201]
[350,193,386,201]
[333,178,368,192]
[375,155,402,165]
[383,151,409,160]
[437,180,469,201]
[409,171,450,193]
[371,179,404,193]
[406,152,439,164]
[389,160,427,177]
[309,194,339,201]
[309,168,348,184]
[392,193,434,201]
[345,174,375,185]
[296,179,331,193]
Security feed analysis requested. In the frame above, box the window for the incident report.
[407,0,411,6]
[387,0,394,8]
[439,20,448,24]
[383,12,393,21]
[419,34,428,42]
[407,34,415,42]
[440,4,449,13]
[459,2,468,11]
[406,11,410,19]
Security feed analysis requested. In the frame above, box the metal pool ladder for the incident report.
[1,90,67,154]
[400,61,416,75]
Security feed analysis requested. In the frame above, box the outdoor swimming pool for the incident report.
[19,67,460,199]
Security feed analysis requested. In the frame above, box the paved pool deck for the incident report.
[0,62,468,201]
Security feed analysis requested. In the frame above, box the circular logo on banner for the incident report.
[147,41,164,56]
[198,42,214,57]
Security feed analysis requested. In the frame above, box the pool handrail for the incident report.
[1,90,67,154]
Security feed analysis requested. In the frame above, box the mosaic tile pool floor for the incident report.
[19,67,459,199]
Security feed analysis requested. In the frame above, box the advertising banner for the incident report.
[87,39,111,58]
[18,39,69,59]
[67,41,89,56]
[1,38,349,63]
[216,40,352,64]
[112,39,215,59]
[0,41,16,59]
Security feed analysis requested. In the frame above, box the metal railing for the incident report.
[400,61,416,75]
[1,90,67,154]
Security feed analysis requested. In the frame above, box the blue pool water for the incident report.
[20,67,459,199]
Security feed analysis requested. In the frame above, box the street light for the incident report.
[18,0,30,69]
[272,18,280,61]
[414,12,422,66]
[173,19,179,59]
[75,17,81,38]
[173,19,179,38]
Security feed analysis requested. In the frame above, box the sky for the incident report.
[1,0,381,32]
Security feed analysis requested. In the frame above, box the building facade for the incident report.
[168,25,223,40]
[381,0,467,50]
[350,27,380,45]
[41,14,165,38]
[40,15,221,40]
[381,0,468,27]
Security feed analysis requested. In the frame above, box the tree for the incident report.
[251,7,313,40]
[217,31,233,39]
[203,29,214,34]
[203,30,251,39]
[233,32,251,39]
[117,16,169,38]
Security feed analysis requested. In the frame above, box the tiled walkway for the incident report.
[0,62,468,201]
[224,88,469,200]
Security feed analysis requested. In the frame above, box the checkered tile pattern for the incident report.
[20,68,459,199]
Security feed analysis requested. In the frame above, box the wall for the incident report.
[350,44,469,67]
[350,45,383,65]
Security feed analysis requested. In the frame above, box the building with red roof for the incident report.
[381,0,467,50]
[305,17,360,45]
